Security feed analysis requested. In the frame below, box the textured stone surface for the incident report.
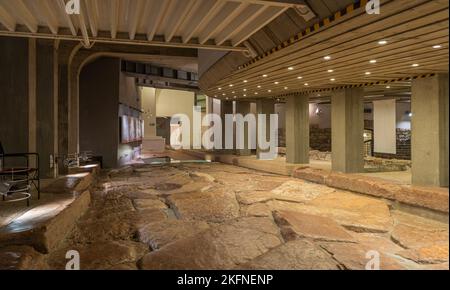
[167,189,240,222]
[8,161,446,270]
[292,167,330,184]
[320,242,406,270]
[48,241,148,270]
[239,240,339,270]
[137,219,210,250]
[133,199,167,211]
[325,173,401,200]
[395,185,449,213]
[139,217,282,270]
[0,246,48,270]
[271,180,335,203]
[396,243,449,264]
[236,191,274,205]
[273,210,355,242]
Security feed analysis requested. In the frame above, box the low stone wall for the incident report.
[293,167,449,213]
[0,167,98,257]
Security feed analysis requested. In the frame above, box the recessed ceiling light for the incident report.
[232,91,235,94]
[318,94,321,97]
[274,82,279,85]
[412,63,419,67]
[324,56,331,60]
[268,90,272,92]
[370,60,377,63]
[243,80,248,83]
[218,88,222,90]
[222,93,226,96]
[233,96,237,99]
[257,85,261,88]
[214,95,217,97]
[304,83,309,86]
[297,76,303,79]
[243,94,247,97]
[327,69,334,73]
[378,40,388,45]
[433,45,442,49]
[365,72,371,75]
[284,87,288,90]
[330,78,336,81]
[243,89,247,91]
[288,67,294,70]
[254,92,258,95]
[229,84,233,87]
[226,97,229,100]
[386,86,391,89]
[262,74,268,78]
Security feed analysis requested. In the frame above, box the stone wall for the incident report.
[310,125,331,152]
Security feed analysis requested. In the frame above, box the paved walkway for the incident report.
[41,162,448,270]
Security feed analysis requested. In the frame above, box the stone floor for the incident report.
[40,161,448,270]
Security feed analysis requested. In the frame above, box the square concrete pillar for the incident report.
[331,88,364,173]
[411,73,449,187]
[235,101,252,156]
[256,99,276,159]
[220,100,234,152]
[285,95,309,164]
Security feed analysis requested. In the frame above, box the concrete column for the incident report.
[235,101,252,156]
[331,88,364,173]
[220,100,234,151]
[285,95,309,164]
[411,74,449,187]
[256,99,275,159]
[28,38,37,167]
[36,39,58,178]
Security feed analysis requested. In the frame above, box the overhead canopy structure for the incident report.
[202,0,449,99]
[0,0,308,51]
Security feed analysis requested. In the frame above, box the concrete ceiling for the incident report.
[203,0,449,100]
[0,0,308,51]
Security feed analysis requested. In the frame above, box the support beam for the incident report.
[110,0,119,39]
[215,4,268,46]
[331,88,364,173]
[77,5,90,47]
[221,99,234,152]
[232,6,288,46]
[147,0,171,41]
[199,2,248,45]
[285,95,309,164]
[84,0,99,37]
[165,0,196,42]
[38,0,59,34]
[256,99,275,159]
[0,4,15,31]
[182,0,226,44]
[57,0,77,36]
[28,38,37,167]
[235,101,253,156]
[411,73,449,187]
[11,0,38,33]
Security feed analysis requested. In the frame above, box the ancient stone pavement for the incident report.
[15,162,448,270]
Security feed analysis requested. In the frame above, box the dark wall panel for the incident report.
[0,37,29,159]
[79,57,120,168]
